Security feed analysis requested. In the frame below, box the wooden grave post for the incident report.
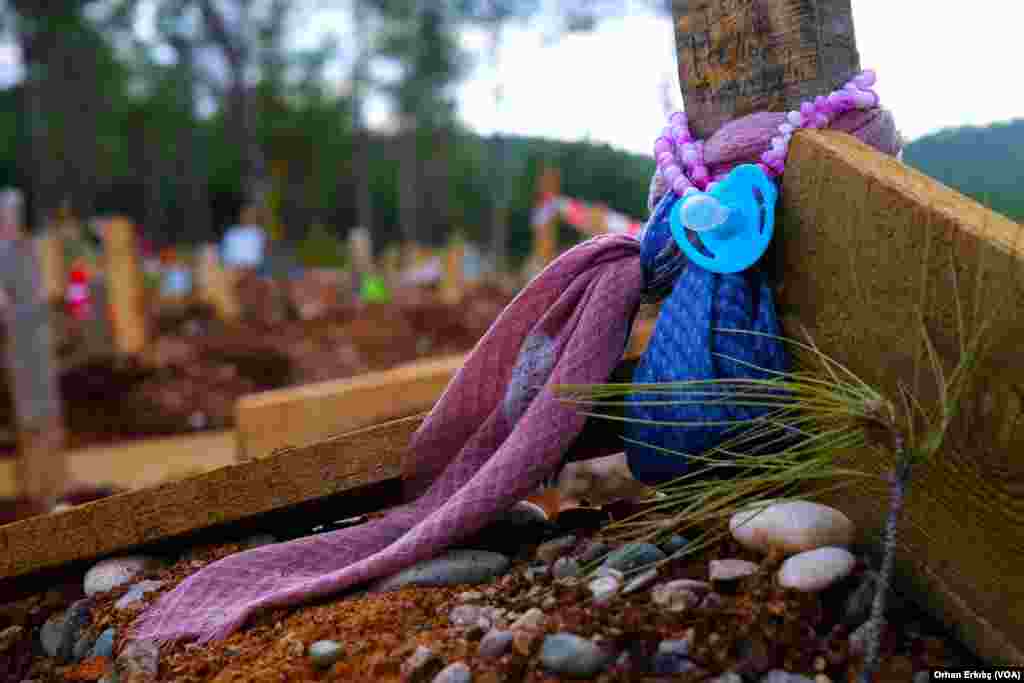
[103,217,148,355]
[349,227,375,284]
[35,232,65,304]
[197,243,242,322]
[672,0,1022,664]
[441,232,465,305]
[528,167,560,277]
[0,195,67,505]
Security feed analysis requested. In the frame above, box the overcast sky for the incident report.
[0,1,1020,157]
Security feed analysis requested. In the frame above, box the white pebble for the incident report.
[777,547,856,592]
[709,559,759,582]
[729,500,854,555]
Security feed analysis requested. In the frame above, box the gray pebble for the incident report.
[509,607,546,631]
[551,557,580,579]
[588,575,621,604]
[662,534,690,555]
[402,645,444,682]
[652,651,696,675]
[657,638,691,657]
[91,628,117,659]
[540,633,614,678]
[41,599,91,662]
[601,543,666,572]
[370,550,510,592]
[39,612,65,658]
[116,639,160,680]
[115,580,165,610]
[523,563,550,583]
[450,605,491,629]
[536,535,577,564]
[622,568,659,594]
[432,661,472,683]
[84,556,160,597]
[478,629,513,658]
[761,671,816,683]
[308,640,344,669]
[72,632,97,663]
[710,673,744,683]
[457,591,483,603]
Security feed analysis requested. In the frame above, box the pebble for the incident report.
[40,598,91,662]
[308,640,344,669]
[601,543,666,572]
[535,535,577,564]
[710,673,744,683]
[539,633,614,678]
[509,607,547,631]
[551,556,580,579]
[658,638,691,657]
[523,563,550,582]
[478,629,513,658]
[370,550,510,592]
[662,534,690,555]
[777,547,856,592]
[72,631,97,662]
[651,580,703,612]
[433,661,472,683]
[513,628,542,656]
[622,568,659,594]
[115,580,166,609]
[457,591,483,603]
[652,651,696,675]
[116,639,160,681]
[450,605,491,629]
[541,595,557,609]
[84,556,161,596]
[730,500,854,555]
[502,500,550,525]
[91,628,117,659]
[403,645,444,682]
[588,575,621,604]
[709,559,759,582]
[761,671,816,683]
[577,540,609,564]
[700,591,724,609]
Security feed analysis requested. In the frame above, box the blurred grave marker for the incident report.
[0,188,67,504]
[103,217,149,355]
[441,232,465,305]
[197,243,241,321]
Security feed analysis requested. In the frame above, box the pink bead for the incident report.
[853,70,877,89]
[813,113,830,128]
[814,95,829,112]
[787,110,803,127]
[654,137,672,157]
[657,152,675,167]
[852,89,878,109]
[672,176,692,196]
[663,165,682,184]
[691,165,709,186]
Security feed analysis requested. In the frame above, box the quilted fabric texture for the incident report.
[624,195,790,484]
[131,234,644,645]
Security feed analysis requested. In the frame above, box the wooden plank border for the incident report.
[777,129,1024,665]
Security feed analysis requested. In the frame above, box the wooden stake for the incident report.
[0,240,66,505]
[197,243,241,321]
[673,0,860,139]
[34,232,64,303]
[441,235,465,305]
[102,217,148,355]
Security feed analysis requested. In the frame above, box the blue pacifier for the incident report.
[669,164,778,274]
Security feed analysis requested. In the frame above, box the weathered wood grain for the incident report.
[0,240,66,503]
[673,0,860,138]
[776,129,1024,665]
[0,415,419,581]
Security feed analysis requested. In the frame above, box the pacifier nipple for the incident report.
[680,193,731,233]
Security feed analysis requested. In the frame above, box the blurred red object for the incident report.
[65,266,92,320]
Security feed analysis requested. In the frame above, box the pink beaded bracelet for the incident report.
[654,69,880,196]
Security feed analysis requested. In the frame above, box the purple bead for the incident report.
[757,162,777,177]
[670,125,686,140]
[852,89,879,109]
[669,111,687,128]
[654,137,672,157]
[672,176,692,196]
[657,152,674,168]
[770,136,787,153]
[813,113,830,128]
[814,95,829,112]
[787,110,803,127]
[663,165,682,184]
[853,70,877,89]
[800,101,816,117]
[827,91,848,112]
[690,165,709,186]
[844,82,860,92]
[779,122,795,136]
[681,146,699,165]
